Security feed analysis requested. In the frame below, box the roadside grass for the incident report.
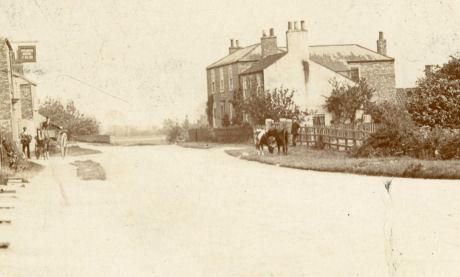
[225,145,460,179]
[178,141,250,149]
[49,145,101,157]
[0,161,44,184]
[71,160,106,181]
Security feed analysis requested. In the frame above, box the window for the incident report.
[229,102,233,121]
[350,67,359,82]
[242,76,247,98]
[211,69,216,94]
[220,102,224,119]
[228,66,233,91]
[313,114,325,126]
[256,74,261,93]
[219,67,224,92]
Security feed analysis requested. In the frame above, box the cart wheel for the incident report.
[61,133,68,159]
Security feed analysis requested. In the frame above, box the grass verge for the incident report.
[50,145,101,157]
[178,141,249,149]
[225,145,460,179]
[0,161,44,184]
[71,160,106,181]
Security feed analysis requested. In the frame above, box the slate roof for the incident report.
[240,53,287,75]
[206,44,260,69]
[207,43,394,73]
[309,44,394,71]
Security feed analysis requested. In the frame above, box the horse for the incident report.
[266,128,289,155]
[254,129,276,155]
[35,128,50,160]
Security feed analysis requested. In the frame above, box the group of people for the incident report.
[20,117,51,160]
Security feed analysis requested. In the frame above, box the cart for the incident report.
[35,124,68,159]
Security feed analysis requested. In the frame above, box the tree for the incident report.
[206,95,213,126]
[323,78,375,124]
[237,87,307,125]
[407,55,460,128]
[231,88,244,125]
[39,98,100,137]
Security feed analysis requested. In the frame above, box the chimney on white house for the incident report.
[286,20,309,60]
[377,31,387,56]
[229,39,242,54]
[261,27,278,58]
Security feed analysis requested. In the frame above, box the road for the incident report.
[1,144,460,276]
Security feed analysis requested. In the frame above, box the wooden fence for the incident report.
[254,123,381,151]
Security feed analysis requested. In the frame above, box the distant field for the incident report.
[112,135,167,146]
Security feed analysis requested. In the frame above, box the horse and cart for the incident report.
[35,122,68,159]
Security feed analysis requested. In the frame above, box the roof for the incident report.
[206,44,261,69]
[240,53,287,75]
[395,88,413,105]
[309,44,394,71]
[208,43,395,72]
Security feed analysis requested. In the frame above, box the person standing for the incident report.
[292,118,300,147]
[20,127,31,159]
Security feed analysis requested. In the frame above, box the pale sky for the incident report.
[1,0,459,130]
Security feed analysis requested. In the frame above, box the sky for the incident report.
[0,0,459,131]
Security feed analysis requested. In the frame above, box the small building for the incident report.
[206,21,396,127]
[0,38,40,148]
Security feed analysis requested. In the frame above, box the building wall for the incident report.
[352,61,396,103]
[0,40,14,140]
[207,61,256,127]
[306,62,356,124]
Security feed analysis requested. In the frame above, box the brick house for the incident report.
[206,21,396,127]
[0,38,40,147]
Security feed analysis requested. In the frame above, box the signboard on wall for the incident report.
[17,46,36,63]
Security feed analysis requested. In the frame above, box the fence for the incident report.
[254,123,381,151]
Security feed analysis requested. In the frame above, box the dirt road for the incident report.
[1,144,460,276]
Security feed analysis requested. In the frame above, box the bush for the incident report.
[166,124,182,143]
[439,134,460,160]
[354,102,416,157]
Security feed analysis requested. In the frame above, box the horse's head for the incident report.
[267,136,277,153]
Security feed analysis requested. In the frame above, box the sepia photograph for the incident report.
[0,0,460,276]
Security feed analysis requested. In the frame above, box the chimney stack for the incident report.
[229,39,237,54]
[262,30,267,37]
[261,27,278,58]
[425,65,434,77]
[286,20,309,59]
[377,31,387,56]
[236,40,240,48]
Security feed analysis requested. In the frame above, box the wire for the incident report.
[55,74,129,103]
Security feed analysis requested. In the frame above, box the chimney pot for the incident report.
[288,21,292,30]
[236,40,240,48]
[262,30,267,37]
[425,65,433,76]
[230,39,234,47]
[300,20,305,31]
[269,28,274,37]
[294,21,298,30]
[379,31,384,39]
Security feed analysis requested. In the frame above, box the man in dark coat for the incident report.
[20,127,32,159]
[292,118,300,146]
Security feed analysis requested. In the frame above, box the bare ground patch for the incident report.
[71,160,106,181]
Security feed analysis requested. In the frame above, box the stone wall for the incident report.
[20,84,33,119]
[354,61,396,103]
[0,41,13,139]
